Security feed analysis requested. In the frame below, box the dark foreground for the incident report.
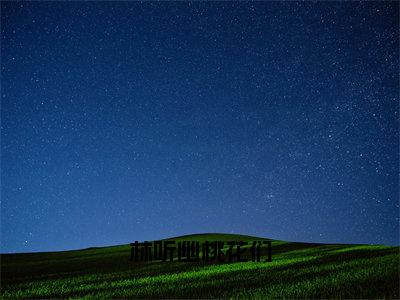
[1,233,399,299]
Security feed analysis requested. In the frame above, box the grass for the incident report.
[1,233,399,299]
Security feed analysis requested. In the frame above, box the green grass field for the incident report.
[1,233,399,299]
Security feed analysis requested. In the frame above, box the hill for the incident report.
[1,233,399,298]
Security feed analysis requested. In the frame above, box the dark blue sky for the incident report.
[1,2,399,253]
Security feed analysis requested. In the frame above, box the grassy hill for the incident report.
[1,233,399,299]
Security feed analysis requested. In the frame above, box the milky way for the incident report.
[1,1,399,252]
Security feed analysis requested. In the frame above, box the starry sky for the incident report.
[1,1,399,253]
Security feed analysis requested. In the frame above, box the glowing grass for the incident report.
[1,233,399,299]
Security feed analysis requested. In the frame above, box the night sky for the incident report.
[1,1,399,253]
